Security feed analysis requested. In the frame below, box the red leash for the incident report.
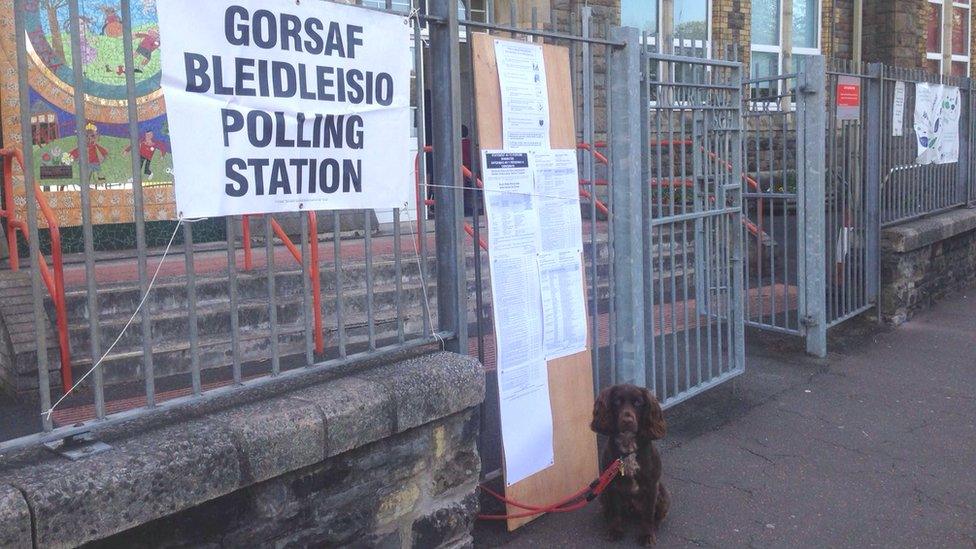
[477,459,623,520]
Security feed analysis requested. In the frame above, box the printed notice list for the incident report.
[158,0,412,217]
[482,149,588,485]
[482,151,553,486]
[494,40,551,150]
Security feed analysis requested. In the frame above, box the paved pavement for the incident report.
[474,287,976,548]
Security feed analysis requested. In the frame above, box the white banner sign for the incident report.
[914,83,961,165]
[158,0,413,217]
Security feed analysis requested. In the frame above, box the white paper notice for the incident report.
[491,255,545,368]
[539,250,588,360]
[482,149,554,484]
[482,152,539,256]
[533,150,584,254]
[497,357,554,486]
[892,81,906,137]
[494,40,551,150]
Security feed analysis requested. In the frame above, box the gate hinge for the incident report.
[797,85,817,96]
[800,315,819,328]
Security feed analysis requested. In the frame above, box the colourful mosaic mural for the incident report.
[0,0,179,230]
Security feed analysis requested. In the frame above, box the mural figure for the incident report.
[100,6,124,38]
[69,123,109,185]
[123,130,167,179]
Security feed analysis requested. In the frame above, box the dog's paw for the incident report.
[639,533,657,546]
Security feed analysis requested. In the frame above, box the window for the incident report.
[750,0,821,96]
[620,0,710,55]
[928,0,971,75]
[952,1,971,75]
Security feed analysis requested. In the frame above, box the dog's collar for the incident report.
[618,453,640,477]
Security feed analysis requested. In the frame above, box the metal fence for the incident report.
[8,0,971,466]
[1,0,466,454]
[878,66,972,227]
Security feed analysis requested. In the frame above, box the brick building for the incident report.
[489,0,974,76]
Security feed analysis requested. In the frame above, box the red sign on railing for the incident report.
[837,76,861,120]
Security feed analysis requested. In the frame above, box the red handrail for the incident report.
[415,146,489,251]
[0,147,72,391]
[240,212,323,355]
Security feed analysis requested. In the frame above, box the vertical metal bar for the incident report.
[413,21,431,337]
[582,7,599,384]
[301,213,314,364]
[264,217,280,375]
[119,0,155,406]
[226,217,242,384]
[609,27,646,388]
[333,212,347,358]
[643,41,659,397]
[605,20,616,385]
[730,64,746,374]
[865,63,883,304]
[13,0,53,431]
[183,222,201,393]
[429,0,467,351]
[957,77,972,207]
[66,0,103,418]
[364,211,376,351]
[394,208,405,344]
[800,57,828,357]
[465,39,486,365]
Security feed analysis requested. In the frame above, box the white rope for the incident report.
[401,204,445,350]
[43,216,207,421]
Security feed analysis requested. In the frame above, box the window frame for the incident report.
[749,0,822,100]
[625,0,713,57]
[951,0,971,75]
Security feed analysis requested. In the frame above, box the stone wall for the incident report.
[881,208,976,325]
[0,352,485,548]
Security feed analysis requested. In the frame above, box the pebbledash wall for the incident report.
[0,352,485,548]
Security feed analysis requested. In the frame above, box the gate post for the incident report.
[609,27,646,387]
[865,63,884,304]
[956,76,972,207]
[428,0,467,353]
[798,56,828,358]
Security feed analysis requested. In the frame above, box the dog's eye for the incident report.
[613,398,623,407]
[633,398,644,407]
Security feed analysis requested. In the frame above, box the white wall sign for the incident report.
[914,83,961,165]
[892,81,906,137]
[158,0,413,217]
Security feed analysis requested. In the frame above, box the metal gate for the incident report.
[608,33,746,408]
[741,57,879,357]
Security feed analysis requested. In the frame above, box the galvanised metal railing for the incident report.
[878,66,972,227]
[0,0,465,455]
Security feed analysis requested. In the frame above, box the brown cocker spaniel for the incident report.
[591,384,670,546]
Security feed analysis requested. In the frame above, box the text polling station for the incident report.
[157,0,412,217]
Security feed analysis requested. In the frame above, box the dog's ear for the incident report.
[639,388,667,440]
[591,387,615,435]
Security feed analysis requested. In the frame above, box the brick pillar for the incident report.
[862,0,927,68]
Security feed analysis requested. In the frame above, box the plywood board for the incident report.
[471,32,599,531]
